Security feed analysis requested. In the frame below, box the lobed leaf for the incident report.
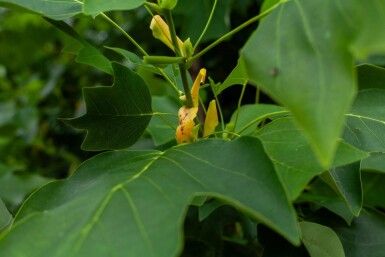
[63,62,152,151]
[0,137,300,256]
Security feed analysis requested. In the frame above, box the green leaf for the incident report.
[361,152,385,172]
[357,64,385,90]
[63,62,152,151]
[300,221,345,257]
[0,198,12,233]
[0,0,82,20]
[83,0,145,16]
[324,162,362,216]
[327,209,385,257]
[216,57,248,95]
[147,96,179,146]
[106,47,161,75]
[344,89,385,152]
[257,117,368,200]
[47,19,113,75]
[229,104,287,135]
[299,192,354,225]
[0,137,300,256]
[241,0,385,167]
[0,171,51,211]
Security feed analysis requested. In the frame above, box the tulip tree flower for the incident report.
[150,15,192,58]
[203,100,219,137]
[150,15,184,55]
[176,69,219,143]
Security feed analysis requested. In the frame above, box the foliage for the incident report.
[0,0,385,256]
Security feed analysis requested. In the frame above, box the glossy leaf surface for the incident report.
[0,138,300,256]
[63,63,152,150]
[241,0,385,167]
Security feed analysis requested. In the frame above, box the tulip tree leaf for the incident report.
[300,221,345,257]
[257,117,368,200]
[344,89,385,153]
[63,62,152,151]
[0,137,300,257]
[0,0,82,20]
[147,96,179,146]
[326,209,385,257]
[83,0,145,16]
[229,104,287,135]
[241,0,385,167]
[216,57,248,95]
[324,162,362,216]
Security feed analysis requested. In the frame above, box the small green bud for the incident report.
[182,38,193,58]
[158,0,178,10]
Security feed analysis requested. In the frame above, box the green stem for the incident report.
[100,12,148,56]
[255,86,260,103]
[163,9,193,107]
[101,12,180,95]
[193,0,218,52]
[209,78,225,133]
[187,0,285,65]
[233,82,247,134]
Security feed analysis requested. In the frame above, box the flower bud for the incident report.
[203,100,219,137]
[158,0,178,10]
[150,15,184,54]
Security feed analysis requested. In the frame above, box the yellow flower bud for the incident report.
[203,100,219,137]
[150,15,184,55]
